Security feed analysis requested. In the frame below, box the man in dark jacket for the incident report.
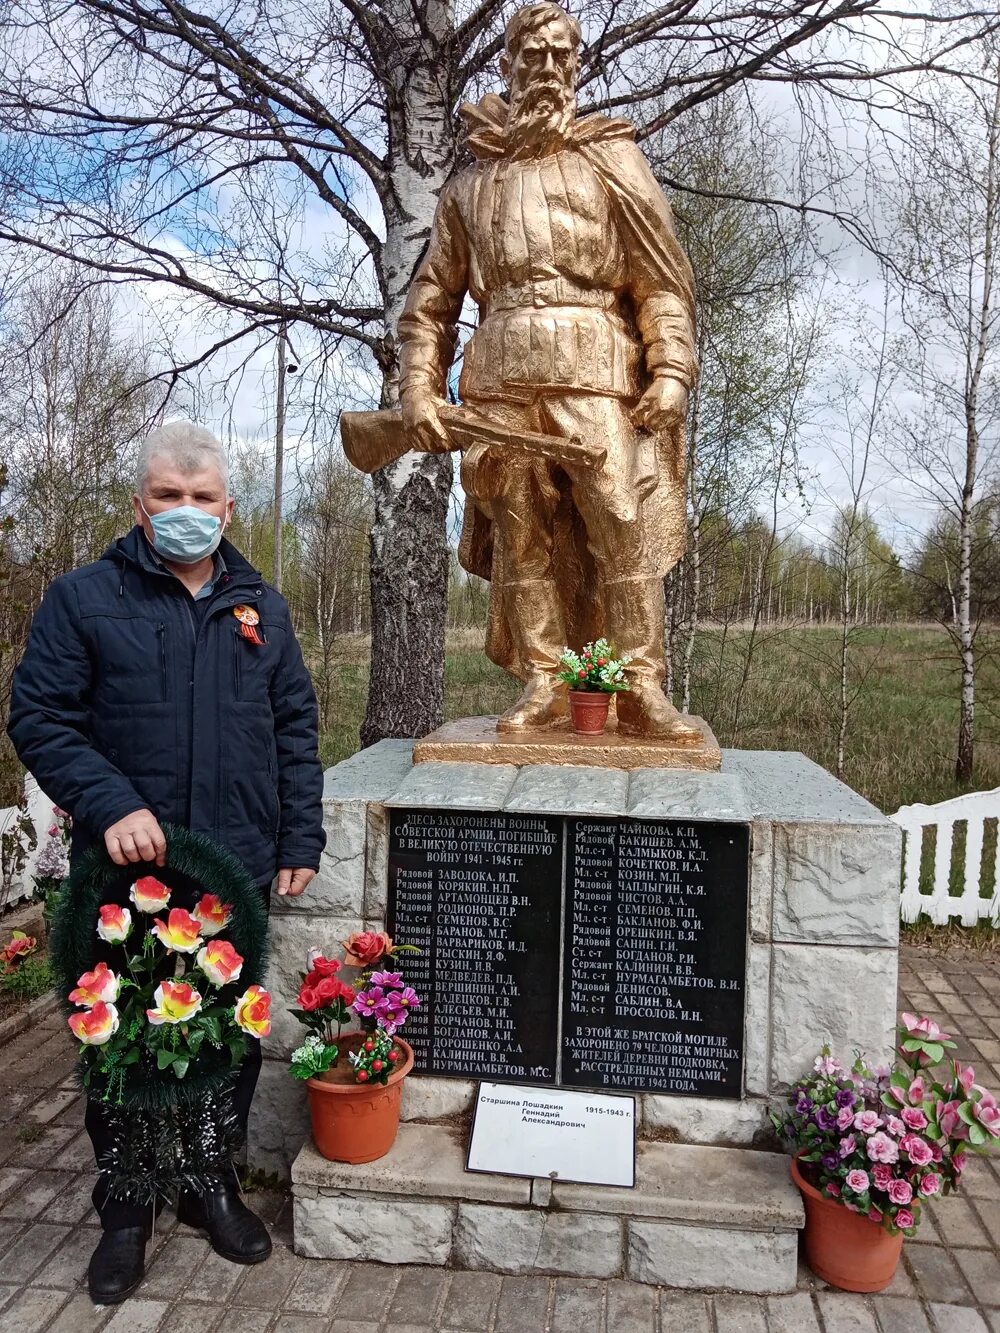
[7,421,326,1304]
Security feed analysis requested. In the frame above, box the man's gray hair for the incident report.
[135,421,230,496]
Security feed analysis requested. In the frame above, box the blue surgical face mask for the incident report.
[140,500,225,564]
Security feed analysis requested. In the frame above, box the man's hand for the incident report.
[632,377,688,433]
[277,867,316,897]
[401,390,453,454]
[104,809,166,867]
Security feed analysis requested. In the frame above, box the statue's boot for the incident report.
[602,577,702,743]
[496,578,568,733]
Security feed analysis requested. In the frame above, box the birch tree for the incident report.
[890,55,1000,783]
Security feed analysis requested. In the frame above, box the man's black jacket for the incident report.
[7,527,326,883]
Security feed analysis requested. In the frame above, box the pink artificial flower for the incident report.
[867,1206,883,1223]
[886,1114,906,1137]
[955,1062,976,1096]
[867,1132,900,1164]
[825,1182,841,1198]
[872,1163,894,1191]
[837,1106,855,1131]
[887,1178,913,1205]
[902,1134,935,1166]
[838,1134,857,1158]
[971,1092,1000,1139]
[854,1109,883,1134]
[938,1099,966,1140]
[846,1169,870,1193]
[953,1150,968,1174]
[907,1076,928,1106]
[895,1208,915,1230]
[47,823,58,837]
[919,1173,941,1196]
[901,1106,928,1131]
[814,1054,842,1076]
[901,1013,950,1043]
[369,970,403,988]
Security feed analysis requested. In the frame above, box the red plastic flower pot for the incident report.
[306,1033,414,1164]
[569,689,611,735]
[791,1154,903,1292]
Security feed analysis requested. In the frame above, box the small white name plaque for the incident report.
[467,1082,635,1188]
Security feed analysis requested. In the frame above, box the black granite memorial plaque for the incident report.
[387,809,562,1083]
[561,818,750,1097]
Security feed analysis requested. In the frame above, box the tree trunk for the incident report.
[361,1,456,748]
[956,494,975,783]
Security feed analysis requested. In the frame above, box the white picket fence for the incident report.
[0,776,61,907]
[892,787,1000,926]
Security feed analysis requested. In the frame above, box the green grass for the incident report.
[684,624,1000,812]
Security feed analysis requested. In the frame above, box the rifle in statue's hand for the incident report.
[340,403,607,475]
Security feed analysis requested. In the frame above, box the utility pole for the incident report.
[273,325,287,591]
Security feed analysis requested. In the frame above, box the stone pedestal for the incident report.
[413,714,721,771]
[249,741,901,1291]
[292,1125,803,1291]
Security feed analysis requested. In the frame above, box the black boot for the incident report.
[177,1178,272,1265]
[88,1226,148,1305]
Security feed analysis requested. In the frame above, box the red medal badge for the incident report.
[234,605,264,645]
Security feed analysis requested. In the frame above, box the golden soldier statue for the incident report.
[344,1,699,742]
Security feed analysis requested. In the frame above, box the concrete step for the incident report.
[291,1122,803,1293]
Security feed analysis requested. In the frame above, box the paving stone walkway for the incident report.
[0,944,998,1332]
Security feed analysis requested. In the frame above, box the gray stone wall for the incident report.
[249,743,900,1175]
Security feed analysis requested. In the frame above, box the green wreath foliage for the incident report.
[50,823,269,1112]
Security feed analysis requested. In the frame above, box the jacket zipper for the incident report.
[157,623,167,700]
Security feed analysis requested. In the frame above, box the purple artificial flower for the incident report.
[835,1088,856,1109]
[821,1152,840,1170]
[815,1106,837,1132]
[396,986,420,1010]
[351,986,385,1019]
[376,996,408,1032]
[369,971,403,989]
[795,1092,814,1115]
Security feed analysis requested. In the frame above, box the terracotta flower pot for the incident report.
[791,1155,903,1292]
[569,689,611,735]
[306,1033,414,1164]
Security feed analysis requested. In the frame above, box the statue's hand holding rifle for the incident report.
[344,394,608,475]
[402,389,453,454]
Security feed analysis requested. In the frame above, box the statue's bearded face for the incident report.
[503,19,579,155]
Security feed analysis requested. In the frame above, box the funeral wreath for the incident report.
[289,930,420,1163]
[51,825,270,1206]
[775,1013,999,1292]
